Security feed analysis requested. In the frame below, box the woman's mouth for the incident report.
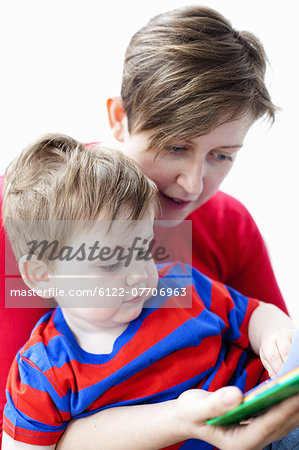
[159,191,192,209]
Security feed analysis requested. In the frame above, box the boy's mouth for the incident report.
[124,295,144,305]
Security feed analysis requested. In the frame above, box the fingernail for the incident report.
[223,389,240,406]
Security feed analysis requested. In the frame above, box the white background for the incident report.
[1,0,298,324]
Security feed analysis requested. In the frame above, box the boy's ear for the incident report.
[18,255,54,298]
[106,96,127,142]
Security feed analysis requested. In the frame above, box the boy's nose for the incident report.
[126,265,148,286]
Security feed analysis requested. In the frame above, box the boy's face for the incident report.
[49,215,159,329]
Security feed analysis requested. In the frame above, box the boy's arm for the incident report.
[2,431,55,450]
[56,387,299,450]
[248,301,296,377]
[3,355,68,448]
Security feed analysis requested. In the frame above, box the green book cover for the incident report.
[207,329,299,426]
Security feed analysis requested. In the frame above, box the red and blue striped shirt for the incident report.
[3,263,267,448]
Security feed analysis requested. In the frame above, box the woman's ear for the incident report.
[18,254,54,299]
[106,96,127,142]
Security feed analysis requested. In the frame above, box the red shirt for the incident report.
[188,190,286,311]
[0,176,287,439]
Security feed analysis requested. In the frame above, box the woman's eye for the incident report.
[168,146,188,154]
[100,261,122,272]
[211,152,234,162]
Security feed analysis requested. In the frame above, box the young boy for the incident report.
[1,134,298,450]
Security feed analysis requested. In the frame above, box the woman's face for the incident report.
[108,101,253,223]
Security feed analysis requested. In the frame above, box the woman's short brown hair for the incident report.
[121,6,276,151]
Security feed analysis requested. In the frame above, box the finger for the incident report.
[200,386,243,420]
[201,393,299,450]
[242,393,299,447]
[276,335,293,363]
[260,354,276,378]
[261,342,284,376]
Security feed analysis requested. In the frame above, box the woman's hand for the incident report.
[56,385,299,450]
[176,387,299,450]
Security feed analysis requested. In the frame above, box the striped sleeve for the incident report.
[191,266,260,348]
[3,352,70,446]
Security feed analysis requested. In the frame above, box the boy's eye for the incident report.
[100,261,123,272]
[211,152,234,162]
[137,247,148,257]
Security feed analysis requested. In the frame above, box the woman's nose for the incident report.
[176,161,204,198]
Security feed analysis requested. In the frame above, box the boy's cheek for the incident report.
[151,265,159,289]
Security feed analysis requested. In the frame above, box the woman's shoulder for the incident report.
[188,190,256,231]
[187,190,263,267]
[196,190,252,216]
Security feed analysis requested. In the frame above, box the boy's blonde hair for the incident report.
[121,6,276,152]
[2,134,157,260]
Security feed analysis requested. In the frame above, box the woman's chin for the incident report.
[156,205,192,226]
[156,218,184,228]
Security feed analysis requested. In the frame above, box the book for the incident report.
[206,328,299,426]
